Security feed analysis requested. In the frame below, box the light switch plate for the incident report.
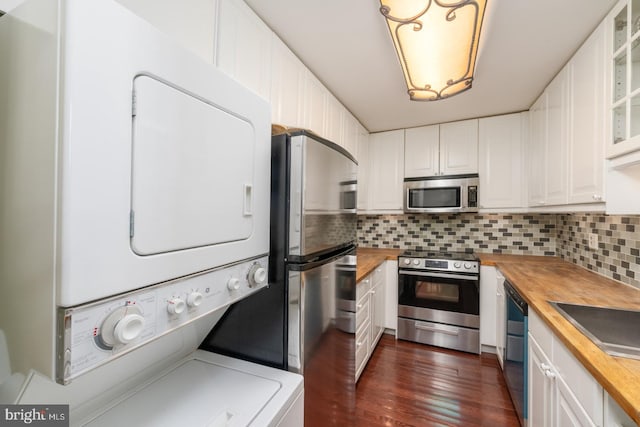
[588,233,599,250]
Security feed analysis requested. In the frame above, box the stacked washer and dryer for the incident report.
[0,0,302,425]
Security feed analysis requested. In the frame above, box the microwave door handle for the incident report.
[398,270,478,281]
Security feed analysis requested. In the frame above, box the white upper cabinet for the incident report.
[404,119,478,178]
[439,119,480,175]
[607,0,640,159]
[325,93,344,146]
[215,0,271,101]
[356,125,370,211]
[303,70,327,138]
[270,35,305,128]
[478,113,527,209]
[368,130,405,211]
[404,125,439,178]
[545,68,569,206]
[341,111,359,158]
[529,93,548,206]
[568,22,606,204]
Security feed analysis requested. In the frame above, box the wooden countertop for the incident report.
[478,253,640,425]
[356,247,401,283]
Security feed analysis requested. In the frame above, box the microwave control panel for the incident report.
[56,255,268,385]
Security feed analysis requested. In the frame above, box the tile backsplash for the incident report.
[357,214,557,255]
[357,213,640,289]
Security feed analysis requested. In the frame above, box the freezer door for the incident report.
[288,134,357,258]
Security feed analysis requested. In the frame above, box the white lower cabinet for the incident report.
[495,270,506,368]
[479,266,497,348]
[528,309,604,427]
[355,261,390,381]
[604,392,636,427]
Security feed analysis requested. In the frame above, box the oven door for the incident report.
[398,270,480,328]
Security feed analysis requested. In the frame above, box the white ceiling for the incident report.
[244,0,617,133]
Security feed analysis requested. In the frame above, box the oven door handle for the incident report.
[398,270,478,281]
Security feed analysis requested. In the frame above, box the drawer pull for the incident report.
[415,323,459,336]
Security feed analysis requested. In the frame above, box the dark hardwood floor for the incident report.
[355,334,520,427]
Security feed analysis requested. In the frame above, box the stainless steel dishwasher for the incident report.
[504,280,528,427]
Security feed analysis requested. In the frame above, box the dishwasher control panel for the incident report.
[56,255,268,384]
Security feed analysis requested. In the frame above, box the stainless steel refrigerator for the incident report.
[201,130,358,425]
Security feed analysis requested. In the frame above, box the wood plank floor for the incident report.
[355,334,520,427]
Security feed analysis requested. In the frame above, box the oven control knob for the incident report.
[187,291,203,308]
[412,259,420,266]
[167,297,186,315]
[464,263,471,269]
[247,264,267,287]
[227,277,240,291]
[403,258,411,265]
[454,262,461,268]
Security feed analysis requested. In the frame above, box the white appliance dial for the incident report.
[187,291,203,307]
[403,258,410,265]
[227,277,240,291]
[167,297,186,315]
[413,259,420,266]
[464,263,471,269]
[454,262,462,268]
[97,305,145,349]
[247,264,267,287]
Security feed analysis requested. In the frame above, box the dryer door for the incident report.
[131,75,255,255]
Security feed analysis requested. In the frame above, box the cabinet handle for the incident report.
[544,369,556,379]
[415,323,459,336]
[357,341,363,347]
[538,201,546,205]
[592,194,602,201]
[357,304,363,309]
[370,290,376,295]
[540,363,551,370]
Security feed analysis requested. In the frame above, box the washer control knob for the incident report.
[247,264,267,287]
[167,297,186,315]
[454,262,461,268]
[413,259,420,266]
[113,313,145,345]
[403,258,411,265]
[187,292,203,308]
[227,277,240,291]
[464,263,471,269]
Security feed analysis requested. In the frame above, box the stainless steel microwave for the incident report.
[403,174,479,213]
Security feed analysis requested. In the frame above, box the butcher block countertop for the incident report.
[356,247,401,283]
[477,253,640,425]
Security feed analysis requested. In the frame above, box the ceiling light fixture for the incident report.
[380,0,487,101]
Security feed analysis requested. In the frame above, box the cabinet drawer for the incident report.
[529,309,553,357]
[371,264,384,287]
[357,277,371,302]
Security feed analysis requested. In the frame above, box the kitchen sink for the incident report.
[549,301,640,360]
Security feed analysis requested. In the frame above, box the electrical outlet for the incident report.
[588,233,599,250]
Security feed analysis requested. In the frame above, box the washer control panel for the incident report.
[56,255,268,384]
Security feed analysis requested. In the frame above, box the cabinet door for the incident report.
[384,260,398,330]
[439,119,479,175]
[370,279,385,351]
[216,0,271,100]
[368,130,405,211]
[479,266,497,347]
[478,113,525,209]
[528,335,554,427]
[495,272,506,368]
[529,93,548,206]
[545,69,569,205]
[325,93,343,146]
[568,23,605,204]
[341,112,359,158]
[356,126,370,210]
[404,125,439,178]
[303,71,327,138]
[556,377,599,427]
[270,35,305,127]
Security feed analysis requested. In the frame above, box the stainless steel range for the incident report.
[397,250,480,354]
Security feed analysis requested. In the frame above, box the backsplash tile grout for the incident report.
[357,213,640,289]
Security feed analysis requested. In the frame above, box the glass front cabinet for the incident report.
[609,0,640,158]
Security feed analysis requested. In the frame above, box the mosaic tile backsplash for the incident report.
[357,214,557,255]
[357,213,640,289]
[557,214,640,289]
